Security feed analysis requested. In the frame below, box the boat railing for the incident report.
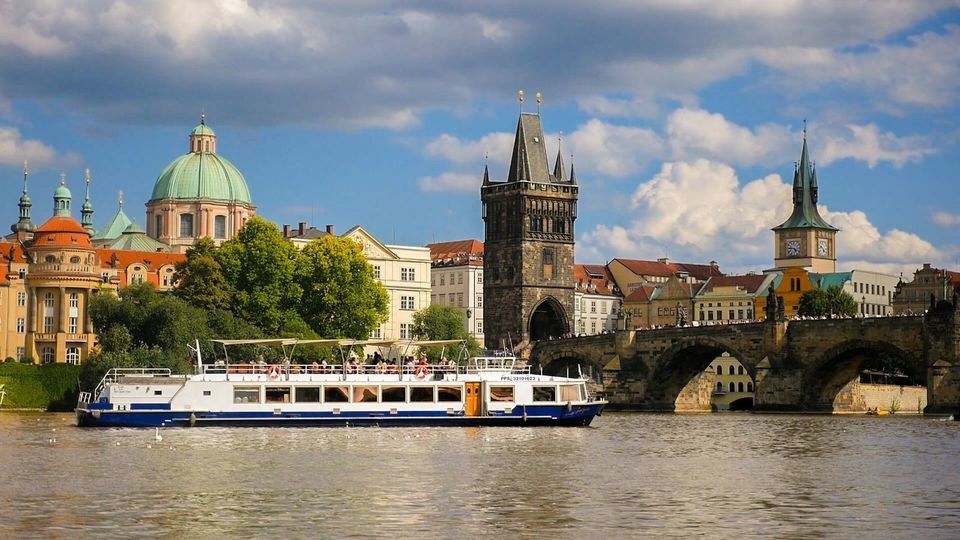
[199,360,530,379]
[92,367,173,402]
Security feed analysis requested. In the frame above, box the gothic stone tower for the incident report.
[482,111,578,350]
[773,133,838,273]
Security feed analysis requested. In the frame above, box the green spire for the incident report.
[81,168,95,234]
[11,160,35,234]
[53,172,72,217]
[773,129,837,232]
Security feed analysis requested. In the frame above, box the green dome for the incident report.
[55,183,72,199]
[150,152,252,204]
[191,123,216,137]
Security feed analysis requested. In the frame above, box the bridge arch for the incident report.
[646,337,754,411]
[803,339,923,411]
[528,297,569,341]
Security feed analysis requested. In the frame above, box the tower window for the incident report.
[180,214,194,237]
[542,248,554,280]
[214,215,226,239]
[155,215,163,237]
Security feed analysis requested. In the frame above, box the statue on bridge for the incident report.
[675,302,687,327]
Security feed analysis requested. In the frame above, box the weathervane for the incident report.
[536,91,542,114]
[518,89,524,112]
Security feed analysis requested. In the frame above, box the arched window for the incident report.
[66,347,80,365]
[738,382,744,392]
[155,214,163,238]
[716,382,723,392]
[747,382,754,392]
[716,365,723,375]
[729,382,735,392]
[42,347,55,364]
[214,215,226,239]
[738,365,744,375]
[728,365,735,375]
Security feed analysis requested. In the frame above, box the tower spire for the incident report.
[81,167,95,234]
[11,160,35,235]
[569,154,577,185]
[553,131,566,181]
[53,172,72,217]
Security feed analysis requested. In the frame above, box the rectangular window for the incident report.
[16,347,24,360]
[477,273,483,284]
[179,213,194,238]
[17,292,25,307]
[295,387,321,403]
[477,295,483,308]
[542,248,554,280]
[265,386,291,403]
[437,386,462,402]
[69,317,78,334]
[381,386,406,403]
[533,386,556,402]
[401,267,415,281]
[559,384,580,402]
[155,215,163,237]
[729,310,735,320]
[440,274,445,285]
[489,386,515,402]
[233,386,261,404]
[324,386,349,403]
[214,215,227,239]
[439,293,446,305]
[458,272,463,285]
[17,318,25,333]
[590,301,597,313]
[373,265,381,280]
[738,309,744,320]
[352,386,378,403]
[399,323,410,339]
[410,387,434,402]
[457,293,464,307]
[476,320,483,333]
[591,320,597,333]
[44,316,54,333]
[400,296,414,310]
[601,302,607,314]
[370,324,382,339]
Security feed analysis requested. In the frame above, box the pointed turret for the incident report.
[482,162,490,186]
[81,168,95,234]
[773,131,836,232]
[552,134,566,182]
[569,156,577,185]
[11,160,35,235]
[507,113,551,184]
[91,192,133,244]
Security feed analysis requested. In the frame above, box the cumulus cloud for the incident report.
[417,172,481,193]
[816,124,935,167]
[666,108,794,166]
[0,125,82,168]
[424,132,514,166]
[933,211,960,227]
[578,159,943,273]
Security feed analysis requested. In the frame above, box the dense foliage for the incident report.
[411,304,482,361]
[0,362,81,411]
[797,285,858,317]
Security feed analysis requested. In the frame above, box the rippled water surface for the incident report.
[1,412,959,538]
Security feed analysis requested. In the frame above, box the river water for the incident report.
[1,412,958,538]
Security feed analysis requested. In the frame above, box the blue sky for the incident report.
[1,1,958,276]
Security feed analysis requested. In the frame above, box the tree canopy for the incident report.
[412,304,482,360]
[798,285,858,317]
[172,237,232,311]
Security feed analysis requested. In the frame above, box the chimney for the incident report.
[283,224,291,237]
[325,224,335,235]
[298,222,307,236]
[657,257,669,264]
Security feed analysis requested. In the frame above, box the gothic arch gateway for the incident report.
[528,297,569,341]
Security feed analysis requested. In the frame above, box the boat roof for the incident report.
[210,338,465,347]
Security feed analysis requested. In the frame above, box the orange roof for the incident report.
[612,258,723,281]
[700,274,768,294]
[0,241,28,285]
[95,248,185,271]
[624,285,658,302]
[574,263,618,296]
[427,239,484,260]
[33,216,91,248]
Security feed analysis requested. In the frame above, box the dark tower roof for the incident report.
[553,142,566,182]
[507,113,553,184]
[773,135,837,231]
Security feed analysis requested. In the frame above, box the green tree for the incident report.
[798,285,858,317]
[411,304,481,360]
[797,289,829,317]
[172,237,232,311]
[216,217,302,333]
[296,235,389,339]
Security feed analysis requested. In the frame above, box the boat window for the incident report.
[559,384,579,402]
[533,386,556,402]
[233,386,260,404]
[324,386,349,403]
[579,384,586,401]
[489,386,514,402]
[381,386,406,402]
[295,387,321,403]
[265,386,291,403]
[352,385,378,403]
[437,386,462,402]
[410,387,433,402]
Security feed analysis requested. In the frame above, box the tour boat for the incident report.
[75,338,606,428]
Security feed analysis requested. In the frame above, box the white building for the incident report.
[573,264,620,335]
[427,240,484,347]
[812,269,900,317]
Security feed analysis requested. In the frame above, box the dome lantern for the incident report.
[54,172,72,217]
[189,111,217,154]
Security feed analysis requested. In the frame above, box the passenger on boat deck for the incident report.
[320,359,328,373]
[311,360,320,374]
[387,361,398,374]
[375,359,387,374]
[404,357,415,373]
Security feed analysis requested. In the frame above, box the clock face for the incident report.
[786,239,801,256]
[818,239,829,256]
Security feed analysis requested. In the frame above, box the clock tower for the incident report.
[772,132,838,273]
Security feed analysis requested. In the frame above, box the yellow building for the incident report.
[708,353,755,410]
[757,267,816,320]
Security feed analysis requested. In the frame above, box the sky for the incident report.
[1,1,958,277]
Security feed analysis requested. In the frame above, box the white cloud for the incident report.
[424,132,514,166]
[577,94,660,119]
[933,211,960,227]
[579,159,944,273]
[417,172,480,193]
[0,125,81,167]
[563,119,664,177]
[666,108,794,166]
[816,123,935,167]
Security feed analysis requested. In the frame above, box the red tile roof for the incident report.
[0,241,28,285]
[33,216,92,248]
[612,257,723,281]
[95,249,185,271]
[574,263,618,296]
[427,239,483,259]
[699,274,768,294]
[624,285,658,302]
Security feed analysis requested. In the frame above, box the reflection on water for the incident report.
[1,412,958,537]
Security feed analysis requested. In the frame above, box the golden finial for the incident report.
[536,91,542,114]
[201,109,206,125]
[23,160,28,176]
[118,190,123,208]
[85,168,91,184]
[59,172,66,185]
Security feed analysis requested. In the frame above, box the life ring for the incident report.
[415,367,430,380]
[268,367,279,380]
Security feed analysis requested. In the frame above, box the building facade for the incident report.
[892,263,960,314]
[146,115,256,253]
[772,134,838,273]
[482,109,577,350]
[428,240,484,346]
[811,270,900,317]
[694,274,775,324]
[708,353,755,410]
[573,264,620,335]
[607,257,722,296]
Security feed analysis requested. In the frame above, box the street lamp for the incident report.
[861,295,866,317]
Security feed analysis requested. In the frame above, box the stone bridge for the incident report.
[531,300,960,413]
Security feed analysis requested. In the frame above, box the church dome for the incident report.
[54,182,72,200]
[149,117,252,205]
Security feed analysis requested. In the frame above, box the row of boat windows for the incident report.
[230,384,585,404]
